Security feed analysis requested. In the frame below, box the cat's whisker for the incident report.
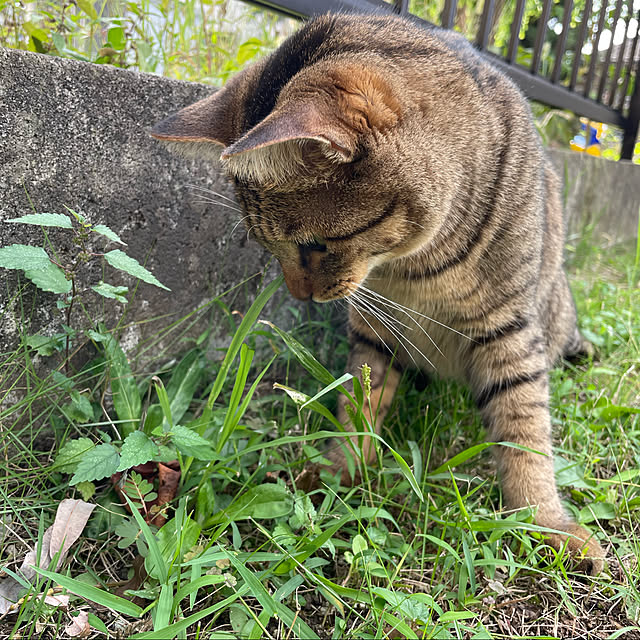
[230,214,254,237]
[192,196,245,215]
[350,291,411,332]
[348,300,398,361]
[353,286,445,358]
[349,292,434,369]
[187,184,239,205]
[357,283,474,342]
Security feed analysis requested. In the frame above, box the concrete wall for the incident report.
[550,149,640,244]
[0,48,281,368]
[1,48,639,367]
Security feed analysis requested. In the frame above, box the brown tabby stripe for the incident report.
[326,198,398,241]
[470,315,529,349]
[349,328,403,372]
[475,369,546,409]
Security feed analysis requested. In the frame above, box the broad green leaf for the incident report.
[107,25,126,50]
[53,438,95,474]
[373,587,434,625]
[117,431,159,471]
[165,348,206,425]
[207,484,293,525]
[32,567,143,617]
[207,276,283,408]
[68,390,94,422]
[0,244,50,271]
[24,261,71,294]
[7,213,72,228]
[76,0,98,19]
[92,282,128,303]
[104,250,169,290]
[76,481,96,501]
[170,425,218,460]
[25,332,66,356]
[71,443,120,484]
[102,330,141,437]
[92,224,126,245]
[579,501,616,524]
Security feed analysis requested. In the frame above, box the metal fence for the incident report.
[245,0,640,161]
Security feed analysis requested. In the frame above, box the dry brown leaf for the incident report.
[65,611,90,638]
[50,499,96,567]
[0,499,95,614]
[44,593,70,608]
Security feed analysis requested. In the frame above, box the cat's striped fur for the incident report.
[152,13,605,573]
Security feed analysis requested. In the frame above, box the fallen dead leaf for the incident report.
[65,610,90,638]
[0,499,95,614]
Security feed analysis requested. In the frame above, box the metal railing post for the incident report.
[621,56,640,160]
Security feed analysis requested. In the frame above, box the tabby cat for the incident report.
[152,12,605,573]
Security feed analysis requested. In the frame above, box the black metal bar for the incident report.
[489,52,627,127]
[507,0,526,63]
[440,0,458,30]
[596,0,624,102]
[531,0,553,75]
[243,0,393,20]
[243,0,630,133]
[393,0,409,14]
[570,0,593,90]
[476,0,495,50]
[621,56,640,159]
[607,1,633,107]
[584,0,609,97]
[617,9,640,111]
[551,0,574,83]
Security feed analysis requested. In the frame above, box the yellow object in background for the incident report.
[570,118,604,157]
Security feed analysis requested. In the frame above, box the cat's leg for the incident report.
[467,322,605,575]
[328,318,402,482]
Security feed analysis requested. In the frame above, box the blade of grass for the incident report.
[31,567,143,617]
[207,276,283,409]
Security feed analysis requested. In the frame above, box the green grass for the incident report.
[0,0,294,84]
[1,230,639,639]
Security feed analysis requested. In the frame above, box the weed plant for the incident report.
[0,0,295,83]
[1,216,639,638]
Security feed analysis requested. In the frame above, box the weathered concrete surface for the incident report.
[0,47,282,367]
[550,149,640,243]
[1,47,639,370]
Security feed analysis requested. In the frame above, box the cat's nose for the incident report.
[281,266,313,301]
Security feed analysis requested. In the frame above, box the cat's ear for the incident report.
[151,72,247,155]
[221,65,401,183]
[222,102,355,162]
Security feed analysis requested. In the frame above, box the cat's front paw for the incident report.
[543,522,605,576]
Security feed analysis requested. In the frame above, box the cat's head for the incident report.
[152,51,432,302]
